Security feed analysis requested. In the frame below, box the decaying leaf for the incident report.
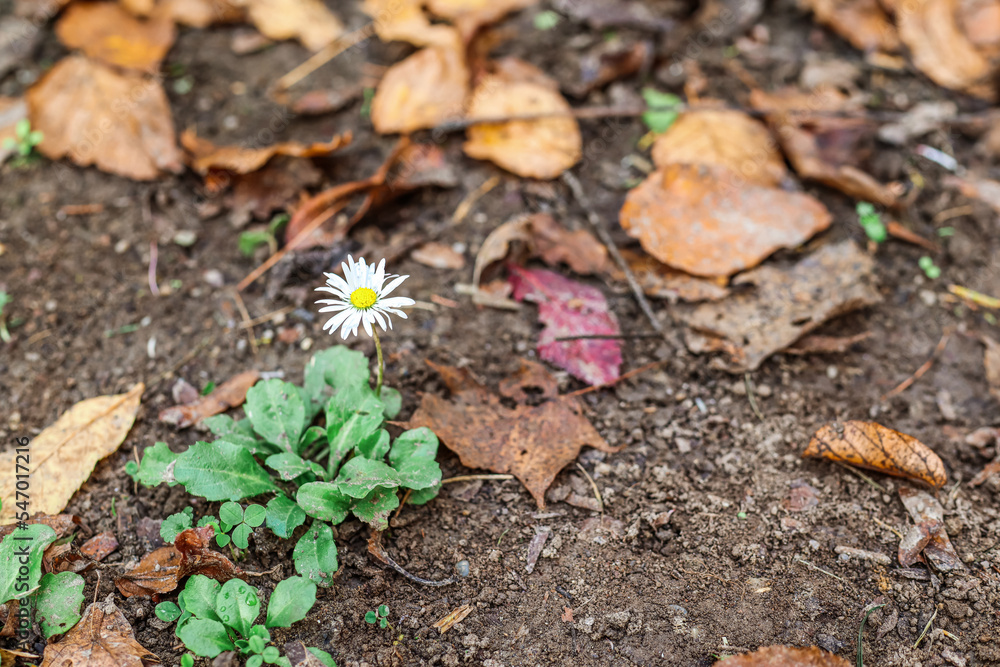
[464,59,582,179]
[498,358,560,402]
[785,331,873,355]
[619,164,831,277]
[509,266,622,387]
[606,249,729,303]
[181,129,350,176]
[40,595,159,667]
[651,109,786,187]
[242,0,344,51]
[946,173,1000,215]
[0,514,81,542]
[982,335,1000,403]
[681,241,879,371]
[371,45,469,134]
[570,40,649,97]
[158,370,260,428]
[970,459,1000,486]
[426,0,537,39]
[80,531,119,562]
[411,242,466,270]
[0,384,142,525]
[156,0,245,26]
[116,526,243,597]
[283,641,326,667]
[27,55,183,180]
[720,645,851,666]
[227,156,322,227]
[897,0,994,98]
[362,0,460,47]
[55,2,176,71]
[432,604,473,634]
[803,421,947,488]
[899,487,964,571]
[800,0,899,52]
[407,360,620,507]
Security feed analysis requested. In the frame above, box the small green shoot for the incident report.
[857,603,884,667]
[161,507,194,543]
[365,604,392,629]
[2,118,44,160]
[937,226,955,237]
[360,87,375,118]
[918,255,941,279]
[201,380,217,396]
[737,511,747,520]
[181,654,195,667]
[533,10,560,30]
[640,88,682,134]
[0,291,11,343]
[216,501,267,549]
[239,213,289,257]
[856,202,887,243]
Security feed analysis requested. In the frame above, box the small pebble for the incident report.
[300,337,313,351]
[455,560,470,577]
[114,239,130,254]
[203,269,224,288]
[826,365,838,379]
[173,230,197,247]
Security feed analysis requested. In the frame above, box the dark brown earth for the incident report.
[4,0,1000,666]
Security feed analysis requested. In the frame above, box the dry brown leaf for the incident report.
[721,645,851,666]
[157,0,245,27]
[681,241,879,371]
[116,526,243,597]
[371,45,470,134]
[41,595,159,667]
[121,0,154,16]
[432,604,473,634]
[227,157,322,227]
[785,331,874,355]
[283,641,327,667]
[407,360,620,507]
[619,164,832,277]
[899,487,964,571]
[897,0,994,98]
[56,2,176,71]
[801,0,899,52]
[970,459,1000,486]
[411,242,466,270]
[242,0,344,51]
[362,0,460,47]
[158,370,260,428]
[426,0,537,38]
[27,55,182,180]
[0,384,142,525]
[803,421,947,488]
[528,213,608,275]
[0,97,27,165]
[945,173,1000,214]
[181,129,350,176]
[80,531,119,561]
[982,335,1000,403]
[497,358,560,402]
[464,61,581,179]
[607,249,729,304]
[651,109,786,187]
[0,514,82,542]
[959,0,1000,53]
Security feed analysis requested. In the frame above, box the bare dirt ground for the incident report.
[4,0,1000,665]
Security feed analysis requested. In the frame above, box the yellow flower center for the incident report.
[350,287,378,309]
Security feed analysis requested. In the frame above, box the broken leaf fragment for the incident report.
[181,129,350,175]
[371,45,469,134]
[407,360,619,507]
[242,0,345,51]
[158,370,260,428]
[720,644,850,666]
[55,1,176,71]
[0,383,143,525]
[803,421,947,488]
[40,594,160,667]
[898,487,964,571]
[116,526,243,597]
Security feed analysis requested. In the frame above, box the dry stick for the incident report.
[238,305,296,329]
[794,556,849,584]
[744,372,764,421]
[231,289,259,359]
[575,462,604,513]
[881,328,952,401]
[274,23,377,91]
[563,360,665,398]
[452,175,500,224]
[561,171,666,340]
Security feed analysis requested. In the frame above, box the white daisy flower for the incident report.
[316,255,415,340]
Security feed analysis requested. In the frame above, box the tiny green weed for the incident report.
[918,255,941,279]
[640,88,682,134]
[239,213,289,257]
[0,291,11,343]
[2,118,43,164]
[533,10,560,30]
[365,604,391,629]
[856,202,887,243]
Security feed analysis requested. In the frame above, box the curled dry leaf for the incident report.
[0,384,143,525]
[371,44,469,134]
[785,331,874,355]
[619,164,831,277]
[55,1,176,71]
[426,0,537,39]
[432,604,473,634]
[157,0,245,27]
[803,421,947,488]
[945,173,1000,215]
[27,55,183,180]
[528,213,608,275]
[969,459,1000,486]
[79,531,119,561]
[899,487,964,571]
[181,129,350,175]
[607,249,729,304]
[40,595,159,667]
[411,242,466,270]
[158,370,260,428]
[116,526,243,597]
[651,109,786,187]
[720,645,851,667]
[242,0,344,51]
[509,265,622,387]
[800,0,899,52]
[464,60,582,179]
[897,0,994,98]
[681,241,880,371]
[407,360,620,507]
[228,156,322,227]
[362,0,460,47]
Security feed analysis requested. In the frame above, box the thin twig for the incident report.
[575,462,604,513]
[274,23,376,91]
[744,372,764,421]
[231,289,259,359]
[794,556,849,584]
[881,329,952,401]
[914,608,938,648]
[148,241,160,296]
[441,474,514,484]
[561,171,666,341]
[238,305,296,329]
[452,175,499,224]
[833,461,886,492]
[563,360,665,398]
[368,529,455,587]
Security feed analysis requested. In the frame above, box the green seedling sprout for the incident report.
[918,255,941,279]
[0,291,11,343]
[640,88,682,135]
[239,213,289,257]
[856,202,887,243]
[365,604,392,629]
[2,119,43,160]
[533,10,560,30]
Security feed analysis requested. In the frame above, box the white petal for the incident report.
[362,311,374,337]
[317,303,350,313]
[375,305,407,319]
[341,310,362,339]
[379,274,408,297]
[374,259,386,290]
[322,272,351,296]
[378,296,414,309]
[371,309,388,331]
[323,308,354,334]
[316,286,350,301]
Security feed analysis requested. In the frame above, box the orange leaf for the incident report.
[800,0,899,52]
[803,421,947,488]
[721,645,850,666]
[242,0,345,51]
[40,595,159,667]
[158,370,261,429]
[619,164,831,277]
[181,129,350,175]
[55,1,176,71]
[116,526,242,597]
[371,45,469,134]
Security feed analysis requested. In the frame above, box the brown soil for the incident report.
[4,1,1000,666]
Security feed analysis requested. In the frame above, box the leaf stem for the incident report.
[373,329,384,398]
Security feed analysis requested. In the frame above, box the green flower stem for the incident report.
[373,329,384,398]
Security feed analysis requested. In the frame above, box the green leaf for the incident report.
[355,429,390,461]
[351,487,399,531]
[265,495,306,539]
[215,579,260,638]
[325,387,385,473]
[219,502,244,526]
[247,656,264,667]
[176,618,235,658]
[35,572,85,637]
[296,482,351,524]
[262,646,280,663]
[204,416,275,456]
[0,524,58,604]
[125,461,139,479]
[304,347,370,409]
[248,635,266,653]
[178,575,222,623]
[380,387,402,419]
[293,523,338,587]
[245,379,307,452]
[308,647,337,667]
[197,516,220,534]
[161,508,194,543]
[389,428,442,491]
[334,457,399,499]
[231,523,252,549]
[406,482,441,506]
[365,611,377,623]
[216,533,232,548]
[239,230,274,258]
[27,131,43,146]
[155,601,182,622]
[298,425,327,452]
[265,453,324,482]
[640,88,682,134]
[265,576,317,628]
[134,441,179,487]
[181,654,195,667]
[174,440,277,501]
[243,504,267,528]
[15,118,30,139]
[377,604,389,617]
